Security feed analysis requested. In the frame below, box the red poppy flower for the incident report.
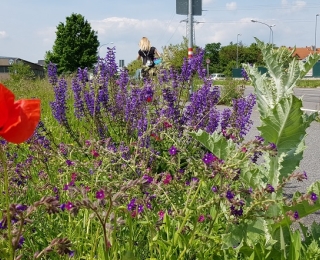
[0,83,41,144]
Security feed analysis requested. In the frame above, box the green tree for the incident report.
[45,13,99,74]
[8,62,35,81]
[243,43,264,66]
[204,42,221,73]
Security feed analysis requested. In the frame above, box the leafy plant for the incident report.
[8,62,35,81]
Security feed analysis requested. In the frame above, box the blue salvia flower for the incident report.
[71,77,85,119]
[161,87,180,125]
[105,46,118,77]
[232,94,256,138]
[206,108,220,134]
[77,67,88,84]
[50,78,68,124]
[241,68,249,81]
[158,68,170,85]
[84,88,96,116]
[183,84,220,131]
[190,48,207,79]
[180,57,193,82]
[220,108,232,131]
[47,62,58,86]
[98,87,109,111]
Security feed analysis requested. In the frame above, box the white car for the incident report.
[211,73,226,80]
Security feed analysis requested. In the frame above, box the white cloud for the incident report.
[292,1,306,11]
[0,31,8,39]
[280,0,306,13]
[226,2,237,11]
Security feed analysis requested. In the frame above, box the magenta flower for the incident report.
[163,173,172,185]
[168,146,178,156]
[158,210,165,220]
[91,150,100,158]
[65,201,73,211]
[198,215,205,222]
[96,189,105,200]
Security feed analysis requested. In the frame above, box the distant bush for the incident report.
[218,78,246,105]
[8,62,35,81]
[296,79,320,88]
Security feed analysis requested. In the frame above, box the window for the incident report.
[0,66,9,73]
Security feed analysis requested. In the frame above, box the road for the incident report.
[244,86,320,226]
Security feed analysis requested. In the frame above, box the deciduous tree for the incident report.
[45,13,99,74]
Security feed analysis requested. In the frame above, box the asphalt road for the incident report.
[244,86,320,226]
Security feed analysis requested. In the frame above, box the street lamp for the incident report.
[251,19,275,45]
[236,33,241,68]
[98,42,114,56]
[315,14,320,51]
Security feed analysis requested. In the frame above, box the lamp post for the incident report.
[236,33,241,68]
[98,42,114,56]
[315,14,320,51]
[251,19,275,45]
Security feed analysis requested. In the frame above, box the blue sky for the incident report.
[1,0,320,66]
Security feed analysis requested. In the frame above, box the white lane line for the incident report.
[301,108,320,112]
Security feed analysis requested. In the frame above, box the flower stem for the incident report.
[0,144,14,259]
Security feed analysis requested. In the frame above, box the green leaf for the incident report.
[221,223,246,249]
[258,95,315,185]
[283,199,320,220]
[288,230,301,260]
[189,130,236,160]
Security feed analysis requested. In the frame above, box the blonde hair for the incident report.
[139,37,151,51]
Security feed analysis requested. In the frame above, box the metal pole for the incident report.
[270,27,274,46]
[251,20,275,45]
[236,34,241,68]
[316,14,319,51]
[188,0,193,59]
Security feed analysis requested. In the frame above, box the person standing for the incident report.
[135,37,161,79]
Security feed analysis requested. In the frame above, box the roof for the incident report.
[287,46,320,60]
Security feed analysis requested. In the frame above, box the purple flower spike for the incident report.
[168,146,178,156]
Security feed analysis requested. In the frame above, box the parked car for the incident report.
[211,73,226,80]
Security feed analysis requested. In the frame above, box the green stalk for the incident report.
[0,145,14,260]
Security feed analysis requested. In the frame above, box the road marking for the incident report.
[301,108,320,112]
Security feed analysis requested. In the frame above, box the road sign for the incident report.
[206,58,210,64]
[176,0,202,16]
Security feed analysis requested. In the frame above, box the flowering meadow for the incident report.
[1,39,320,259]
